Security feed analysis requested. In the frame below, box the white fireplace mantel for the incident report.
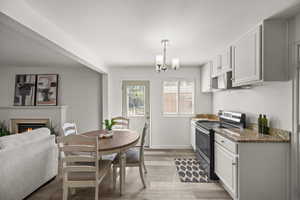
[0,105,67,135]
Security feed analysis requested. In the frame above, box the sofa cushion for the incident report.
[0,128,51,150]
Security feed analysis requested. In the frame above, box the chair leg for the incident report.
[143,161,147,174]
[113,166,117,190]
[63,185,68,200]
[95,185,99,200]
[139,165,146,188]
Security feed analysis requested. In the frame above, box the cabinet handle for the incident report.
[232,162,237,166]
[221,140,225,143]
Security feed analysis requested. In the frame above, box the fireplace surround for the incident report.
[11,118,50,134]
[0,105,67,135]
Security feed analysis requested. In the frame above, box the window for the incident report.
[163,80,194,115]
[126,85,145,117]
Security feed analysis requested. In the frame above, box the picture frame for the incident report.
[36,74,59,106]
[14,74,37,106]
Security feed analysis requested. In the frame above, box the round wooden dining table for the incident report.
[82,129,140,195]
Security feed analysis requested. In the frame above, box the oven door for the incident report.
[195,126,210,160]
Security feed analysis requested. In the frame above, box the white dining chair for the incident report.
[57,134,111,200]
[62,122,78,136]
[111,116,130,129]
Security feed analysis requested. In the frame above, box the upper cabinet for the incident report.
[211,55,221,77]
[201,62,212,92]
[232,20,288,87]
[212,47,232,78]
[232,25,262,86]
[220,47,232,72]
[200,19,288,92]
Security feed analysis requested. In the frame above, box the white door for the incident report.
[122,80,150,146]
[232,25,262,86]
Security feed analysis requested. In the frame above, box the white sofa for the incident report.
[0,128,58,200]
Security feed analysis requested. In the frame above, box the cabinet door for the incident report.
[201,62,212,92]
[232,25,262,86]
[215,142,238,197]
[211,55,221,77]
[220,47,232,71]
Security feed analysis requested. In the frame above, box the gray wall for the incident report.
[0,65,102,133]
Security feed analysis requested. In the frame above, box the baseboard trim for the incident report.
[149,145,192,150]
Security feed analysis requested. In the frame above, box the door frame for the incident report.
[121,80,151,147]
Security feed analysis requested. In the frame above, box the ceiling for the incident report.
[5,0,300,68]
[0,15,83,68]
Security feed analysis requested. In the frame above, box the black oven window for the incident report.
[196,129,210,158]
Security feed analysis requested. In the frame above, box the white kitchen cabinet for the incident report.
[215,142,237,197]
[232,25,262,86]
[220,47,232,72]
[211,55,221,77]
[200,62,212,92]
[214,133,289,200]
[232,20,288,87]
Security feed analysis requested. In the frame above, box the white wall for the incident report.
[213,82,292,130]
[108,66,212,148]
[0,65,102,133]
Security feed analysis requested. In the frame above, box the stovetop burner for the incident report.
[196,121,222,130]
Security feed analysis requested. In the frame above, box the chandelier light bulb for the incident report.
[172,58,180,70]
[156,55,163,65]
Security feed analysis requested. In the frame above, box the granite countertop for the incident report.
[192,114,219,121]
[213,127,290,143]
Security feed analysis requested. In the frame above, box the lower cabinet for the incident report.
[214,133,289,200]
[215,142,238,198]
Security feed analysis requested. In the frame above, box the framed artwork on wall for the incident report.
[14,74,37,106]
[36,74,58,106]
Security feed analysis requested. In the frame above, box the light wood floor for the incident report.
[26,149,231,200]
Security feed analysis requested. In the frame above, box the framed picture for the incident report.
[36,74,58,106]
[14,74,36,106]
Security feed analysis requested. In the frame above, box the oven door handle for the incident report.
[196,126,210,135]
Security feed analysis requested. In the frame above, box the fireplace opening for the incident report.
[17,123,47,133]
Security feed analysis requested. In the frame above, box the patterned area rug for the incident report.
[174,158,210,183]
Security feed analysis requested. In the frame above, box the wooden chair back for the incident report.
[58,134,99,187]
[111,116,130,129]
[62,122,78,136]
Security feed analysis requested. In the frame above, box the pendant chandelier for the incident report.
[155,39,180,72]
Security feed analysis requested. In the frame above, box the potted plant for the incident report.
[103,119,116,134]
[0,121,11,137]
